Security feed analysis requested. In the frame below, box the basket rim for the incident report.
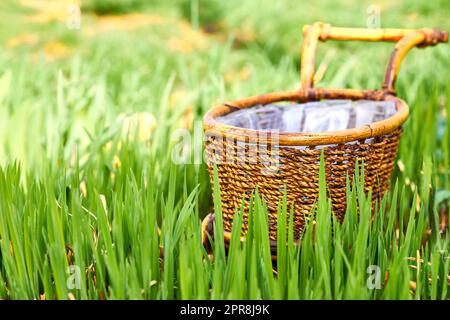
[203,88,409,146]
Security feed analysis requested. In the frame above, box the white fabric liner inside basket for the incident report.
[217,100,397,133]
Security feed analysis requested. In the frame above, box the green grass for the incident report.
[0,0,449,299]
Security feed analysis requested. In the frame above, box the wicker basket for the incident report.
[201,22,448,246]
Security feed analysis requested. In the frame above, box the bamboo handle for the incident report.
[300,22,448,93]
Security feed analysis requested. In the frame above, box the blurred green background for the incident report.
[0,0,449,168]
[0,0,448,202]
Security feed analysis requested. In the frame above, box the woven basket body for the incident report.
[202,22,447,242]
[204,91,406,240]
[205,126,402,240]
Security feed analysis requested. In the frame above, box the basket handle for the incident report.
[300,22,448,94]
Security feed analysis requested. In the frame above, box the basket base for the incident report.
[201,213,281,260]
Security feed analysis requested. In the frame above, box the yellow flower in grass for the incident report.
[397,159,405,172]
[118,112,157,142]
[84,13,168,36]
[43,41,72,61]
[112,155,121,169]
[179,106,194,130]
[79,180,87,198]
[6,33,39,48]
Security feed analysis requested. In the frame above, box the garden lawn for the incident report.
[0,0,449,299]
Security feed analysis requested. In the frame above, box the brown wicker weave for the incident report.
[201,22,448,245]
